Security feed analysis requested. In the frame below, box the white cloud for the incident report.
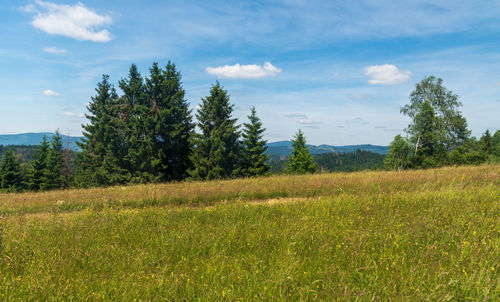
[298,119,321,125]
[364,64,411,85]
[61,111,84,118]
[26,0,112,42]
[43,89,59,97]
[285,113,307,118]
[206,62,282,79]
[44,46,67,54]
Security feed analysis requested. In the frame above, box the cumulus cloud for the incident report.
[61,111,84,117]
[206,62,282,79]
[43,89,59,96]
[364,64,411,85]
[44,46,67,54]
[25,0,112,42]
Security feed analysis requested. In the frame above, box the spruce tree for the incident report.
[144,62,194,181]
[0,148,23,192]
[190,82,241,180]
[26,136,49,190]
[119,64,149,182]
[286,129,317,174]
[41,132,64,190]
[241,107,269,176]
[479,129,492,155]
[75,75,125,186]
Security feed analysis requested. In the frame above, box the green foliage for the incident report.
[314,150,385,172]
[384,135,413,170]
[0,148,23,192]
[144,62,194,182]
[479,129,492,155]
[401,76,470,151]
[286,129,317,174]
[241,107,269,176]
[411,101,448,168]
[26,136,49,191]
[40,133,65,190]
[190,82,241,180]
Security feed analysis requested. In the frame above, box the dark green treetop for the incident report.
[286,129,317,174]
[241,107,269,176]
[190,81,241,180]
[0,148,23,192]
[26,135,49,191]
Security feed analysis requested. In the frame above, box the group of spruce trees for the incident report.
[0,134,65,192]
[74,62,271,187]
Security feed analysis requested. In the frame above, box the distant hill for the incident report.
[0,132,82,150]
[266,141,388,156]
[0,134,388,155]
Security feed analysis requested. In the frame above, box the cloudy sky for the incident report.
[1,0,499,145]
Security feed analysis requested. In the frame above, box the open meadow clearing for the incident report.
[0,165,499,300]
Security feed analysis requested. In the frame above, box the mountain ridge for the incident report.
[0,133,388,155]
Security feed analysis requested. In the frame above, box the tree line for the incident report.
[0,62,317,192]
[1,65,498,192]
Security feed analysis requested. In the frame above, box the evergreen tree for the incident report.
[190,82,241,180]
[75,75,126,186]
[0,148,23,192]
[286,129,317,174]
[26,136,49,190]
[241,107,269,176]
[41,132,64,190]
[479,129,492,155]
[119,64,149,182]
[384,134,412,170]
[401,76,470,150]
[144,62,194,181]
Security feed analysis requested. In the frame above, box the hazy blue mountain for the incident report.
[266,140,387,156]
[0,134,387,155]
[0,132,82,150]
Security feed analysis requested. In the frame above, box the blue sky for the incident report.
[1,0,499,145]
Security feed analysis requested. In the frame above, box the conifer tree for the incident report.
[119,64,149,182]
[241,107,269,176]
[286,129,317,174]
[26,136,49,190]
[41,132,64,190]
[144,62,194,181]
[479,129,492,155]
[190,82,241,180]
[0,148,23,192]
[75,75,124,186]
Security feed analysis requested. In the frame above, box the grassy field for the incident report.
[0,165,498,300]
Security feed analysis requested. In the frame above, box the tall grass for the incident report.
[0,165,498,300]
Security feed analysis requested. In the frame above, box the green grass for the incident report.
[0,165,499,300]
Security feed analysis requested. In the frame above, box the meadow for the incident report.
[0,165,498,300]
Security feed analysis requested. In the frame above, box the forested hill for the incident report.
[0,133,388,155]
[267,140,388,156]
[0,133,81,150]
